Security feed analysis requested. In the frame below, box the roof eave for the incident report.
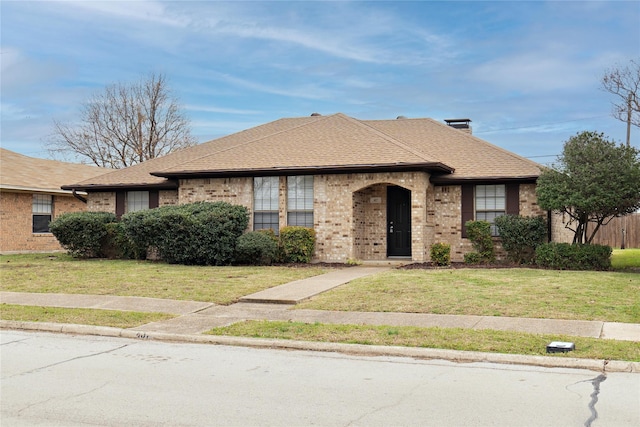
[430,175,540,185]
[150,162,455,179]
[0,185,87,196]
[61,180,179,192]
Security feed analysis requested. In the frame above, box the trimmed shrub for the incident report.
[235,231,278,265]
[464,220,495,264]
[535,243,612,270]
[279,226,316,263]
[102,222,135,259]
[495,215,547,264]
[120,202,249,265]
[119,208,159,259]
[463,252,482,265]
[430,243,451,266]
[49,211,117,258]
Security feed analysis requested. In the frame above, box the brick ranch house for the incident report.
[0,148,109,253]
[62,113,559,263]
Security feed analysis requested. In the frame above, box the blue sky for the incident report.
[2,0,639,165]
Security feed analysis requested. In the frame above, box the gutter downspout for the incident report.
[72,189,87,204]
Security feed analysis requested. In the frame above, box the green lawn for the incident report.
[0,253,328,305]
[205,320,640,362]
[297,268,640,323]
[0,304,174,328]
[612,248,640,270]
[2,251,638,361]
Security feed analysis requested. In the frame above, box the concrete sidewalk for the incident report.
[2,265,639,342]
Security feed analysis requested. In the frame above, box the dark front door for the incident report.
[387,186,411,257]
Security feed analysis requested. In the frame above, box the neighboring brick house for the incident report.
[62,113,548,262]
[0,148,109,253]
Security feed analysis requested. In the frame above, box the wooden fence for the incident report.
[589,213,640,249]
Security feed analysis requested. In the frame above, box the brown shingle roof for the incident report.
[362,117,541,181]
[64,113,541,190]
[0,148,110,194]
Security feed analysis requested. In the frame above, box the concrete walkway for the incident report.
[2,266,639,341]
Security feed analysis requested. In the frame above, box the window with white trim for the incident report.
[32,194,53,233]
[254,177,279,233]
[287,176,314,228]
[127,191,150,213]
[475,184,505,236]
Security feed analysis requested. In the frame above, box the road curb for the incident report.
[2,320,638,374]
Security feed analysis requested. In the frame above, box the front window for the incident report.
[127,191,149,213]
[254,177,279,233]
[475,184,505,236]
[287,176,314,228]
[32,194,53,233]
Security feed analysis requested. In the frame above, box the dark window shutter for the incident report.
[115,191,125,218]
[461,184,474,238]
[149,190,159,209]
[506,183,520,215]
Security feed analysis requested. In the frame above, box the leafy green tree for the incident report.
[536,131,640,244]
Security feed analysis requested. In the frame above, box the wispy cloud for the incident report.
[1,0,637,159]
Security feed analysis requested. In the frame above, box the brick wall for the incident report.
[315,171,430,262]
[87,192,116,212]
[519,183,544,217]
[432,185,472,261]
[430,183,543,262]
[550,211,575,243]
[80,178,544,263]
[160,190,179,206]
[0,191,87,253]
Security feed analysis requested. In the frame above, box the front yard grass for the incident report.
[296,268,640,323]
[2,252,638,361]
[0,304,174,328]
[612,248,640,270]
[206,320,640,362]
[0,253,329,305]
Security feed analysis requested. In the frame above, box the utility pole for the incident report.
[621,93,631,249]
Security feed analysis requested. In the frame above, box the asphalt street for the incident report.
[2,330,639,426]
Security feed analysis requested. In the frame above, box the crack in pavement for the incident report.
[16,382,111,418]
[2,343,132,380]
[344,381,424,426]
[0,337,32,346]
[584,374,607,427]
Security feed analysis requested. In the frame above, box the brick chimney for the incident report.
[444,118,472,135]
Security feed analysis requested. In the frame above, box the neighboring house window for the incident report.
[287,176,314,228]
[32,194,53,233]
[461,184,519,238]
[127,191,150,213]
[115,190,159,218]
[254,177,279,233]
[475,184,506,236]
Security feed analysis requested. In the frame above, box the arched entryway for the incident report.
[352,183,412,260]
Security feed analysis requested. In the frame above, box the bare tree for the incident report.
[601,58,640,146]
[49,73,197,168]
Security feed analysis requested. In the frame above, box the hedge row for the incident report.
[535,243,612,271]
[121,202,249,265]
[49,203,316,266]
